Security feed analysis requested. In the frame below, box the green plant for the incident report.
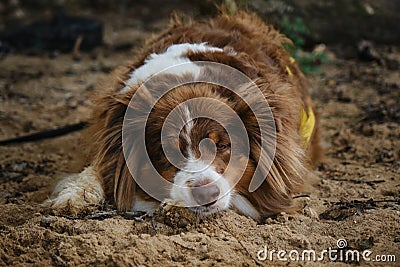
[281,16,328,74]
[281,16,309,49]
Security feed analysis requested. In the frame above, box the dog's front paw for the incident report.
[43,167,104,215]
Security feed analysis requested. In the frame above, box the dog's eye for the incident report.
[216,143,229,152]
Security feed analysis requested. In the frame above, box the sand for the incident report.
[0,13,399,267]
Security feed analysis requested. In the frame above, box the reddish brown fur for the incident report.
[87,11,321,217]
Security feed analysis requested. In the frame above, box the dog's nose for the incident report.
[191,183,220,207]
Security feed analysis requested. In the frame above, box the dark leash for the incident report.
[0,121,88,145]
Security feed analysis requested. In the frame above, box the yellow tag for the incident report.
[300,107,315,146]
[285,58,314,146]
[286,66,293,76]
[286,57,295,77]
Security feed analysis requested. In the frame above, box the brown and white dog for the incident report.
[45,11,320,220]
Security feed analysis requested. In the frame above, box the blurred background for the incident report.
[1,0,399,59]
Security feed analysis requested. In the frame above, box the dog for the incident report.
[45,10,320,220]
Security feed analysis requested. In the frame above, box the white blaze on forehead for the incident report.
[182,105,194,148]
[120,43,223,93]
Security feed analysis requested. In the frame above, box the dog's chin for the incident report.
[188,205,222,216]
[187,200,229,216]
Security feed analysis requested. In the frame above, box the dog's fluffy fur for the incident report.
[45,11,320,220]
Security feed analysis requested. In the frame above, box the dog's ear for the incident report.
[244,131,307,214]
[108,84,170,210]
[234,81,308,214]
[114,151,137,211]
[90,89,140,211]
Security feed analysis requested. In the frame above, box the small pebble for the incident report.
[140,234,151,239]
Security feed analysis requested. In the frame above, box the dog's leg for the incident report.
[43,166,104,215]
[132,198,159,215]
[231,193,261,220]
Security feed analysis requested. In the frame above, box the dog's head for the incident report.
[96,69,307,220]
[92,41,310,220]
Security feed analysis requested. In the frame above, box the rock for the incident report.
[1,14,103,53]
[357,40,382,63]
[358,237,374,250]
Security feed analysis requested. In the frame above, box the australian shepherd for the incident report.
[45,10,320,221]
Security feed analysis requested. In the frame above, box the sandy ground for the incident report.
[0,12,399,267]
